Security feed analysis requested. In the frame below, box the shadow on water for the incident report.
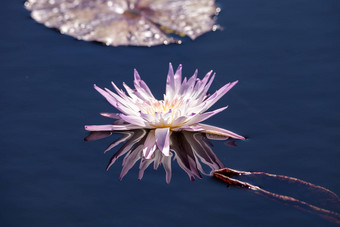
[86,129,340,225]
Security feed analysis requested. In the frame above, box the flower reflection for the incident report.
[85,129,226,183]
[25,0,220,46]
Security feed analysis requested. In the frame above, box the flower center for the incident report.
[148,99,183,115]
[137,97,183,116]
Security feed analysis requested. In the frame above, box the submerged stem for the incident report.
[213,168,340,225]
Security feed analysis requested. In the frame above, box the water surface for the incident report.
[1,0,339,226]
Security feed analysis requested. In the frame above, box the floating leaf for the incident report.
[25,0,220,46]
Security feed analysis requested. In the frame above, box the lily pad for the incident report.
[25,0,220,46]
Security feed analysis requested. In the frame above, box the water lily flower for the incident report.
[85,63,245,159]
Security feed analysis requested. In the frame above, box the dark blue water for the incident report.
[1,0,339,226]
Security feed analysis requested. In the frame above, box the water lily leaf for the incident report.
[25,0,220,46]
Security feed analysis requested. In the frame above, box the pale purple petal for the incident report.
[171,113,194,126]
[206,133,230,140]
[143,130,157,159]
[138,158,153,181]
[100,113,121,119]
[180,69,197,96]
[162,154,172,184]
[119,114,149,127]
[189,132,224,171]
[153,151,163,170]
[198,123,245,140]
[111,81,128,99]
[173,125,204,132]
[122,82,140,100]
[186,106,228,125]
[84,124,143,131]
[138,112,157,126]
[198,80,238,113]
[84,131,113,141]
[134,69,155,100]
[198,73,216,101]
[155,128,170,156]
[104,88,139,113]
[94,84,137,115]
[110,81,138,106]
[171,132,202,180]
[94,84,118,108]
[173,64,182,93]
[144,145,157,159]
[104,132,132,153]
[166,63,175,97]
[157,110,174,127]
[120,145,144,180]
[193,71,213,99]
[106,130,147,170]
